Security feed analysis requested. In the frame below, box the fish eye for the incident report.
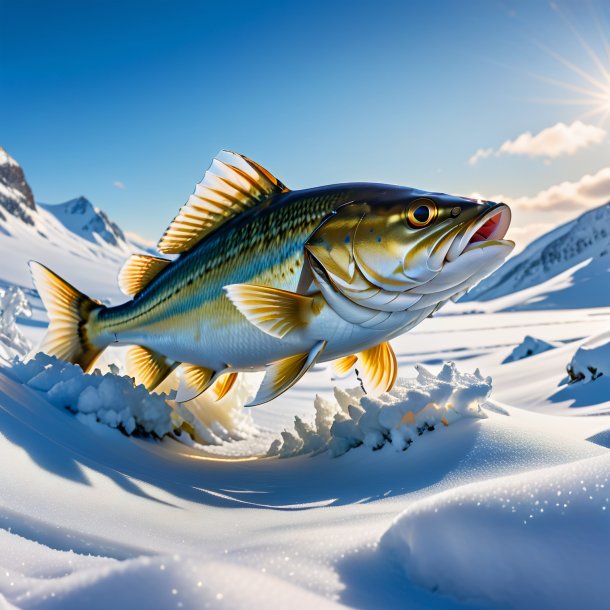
[405,199,437,228]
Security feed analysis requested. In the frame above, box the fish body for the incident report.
[31,151,514,405]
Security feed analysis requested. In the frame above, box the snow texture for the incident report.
[6,353,174,437]
[381,452,610,609]
[268,363,490,458]
[568,330,610,382]
[503,334,558,363]
[0,286,32,363]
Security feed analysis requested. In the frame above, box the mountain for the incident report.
[40,196,131,253]
[0,146,37,225]
[462,201,610,310]
[0,147,138,304]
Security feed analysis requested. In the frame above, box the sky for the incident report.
[1,0,610,247]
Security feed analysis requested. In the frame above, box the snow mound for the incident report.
[0,285,32,363]
[380,452,610,610]
[7,353,174,437]
[568,331,610,382]
[268,362,490,458]
[503,334,558,363]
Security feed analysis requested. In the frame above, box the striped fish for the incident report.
[30,151,514,406]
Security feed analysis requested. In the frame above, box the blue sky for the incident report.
[1,0,609,243]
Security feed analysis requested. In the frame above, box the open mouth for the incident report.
[446,204,512,261]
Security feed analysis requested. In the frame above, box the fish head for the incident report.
[305,187,514,315]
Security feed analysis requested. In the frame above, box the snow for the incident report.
[568,330,610,382]
[0,286,32,363]
[7,354,175,437]
[503,334,558,363]
[381,452,610,609]
[0,150,610,609]
[268,363,489,457]
[464,200,610,307]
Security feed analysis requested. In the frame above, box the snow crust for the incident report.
[568,330,610,382]
[381,452,610,609]
[7,353,174,437]
[503,334,558,363]
[269,363,490,458]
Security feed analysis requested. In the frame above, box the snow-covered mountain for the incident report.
[0,146,37,225]
[0,147,138,304]
[462,201,610,309]
[40,196,131,253]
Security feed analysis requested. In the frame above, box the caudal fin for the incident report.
[29,262,107,371]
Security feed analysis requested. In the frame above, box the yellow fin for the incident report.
[332,342,397,395]
[118,254,171,296]
[126,346,174,391]
[333,354,358,376]
[248,340,327,407]
[211,372,238,401]
[29,261,105,371]
[158,150,289,254]
[224,284,322,339]
[176,364,215,403]
[357,341,397,396]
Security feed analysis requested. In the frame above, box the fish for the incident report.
[30,150,514,406]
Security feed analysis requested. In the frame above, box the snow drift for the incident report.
[380,452,610,609]
[268,362,490,458]
[7,354,175,437]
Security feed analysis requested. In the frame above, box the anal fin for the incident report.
[248,340,327,407]
[211,372,238,401]
[176,364,215,403]
[332,341,397,396]
[126,346,174,391]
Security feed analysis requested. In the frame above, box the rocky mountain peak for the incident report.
[0,147,37,225]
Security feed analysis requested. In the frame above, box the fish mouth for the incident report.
[446,204,513,262]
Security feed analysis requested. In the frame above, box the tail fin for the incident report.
[29,262,107,371]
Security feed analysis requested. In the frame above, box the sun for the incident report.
[527,3,610,125]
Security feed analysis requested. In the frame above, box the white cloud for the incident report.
[468,148,494,166]
[507,166,610,211]
[468,121,606,165]
[469,166,610,249]
[113,180,126,189]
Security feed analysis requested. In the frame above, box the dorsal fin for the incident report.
[157,150,289,254]
[118,254,172,296]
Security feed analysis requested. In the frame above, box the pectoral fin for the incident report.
[126,346,175,391]
[176,364,215,403]
[247,340,327,407]
[333,341,397,396]
[224,284,323,339]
